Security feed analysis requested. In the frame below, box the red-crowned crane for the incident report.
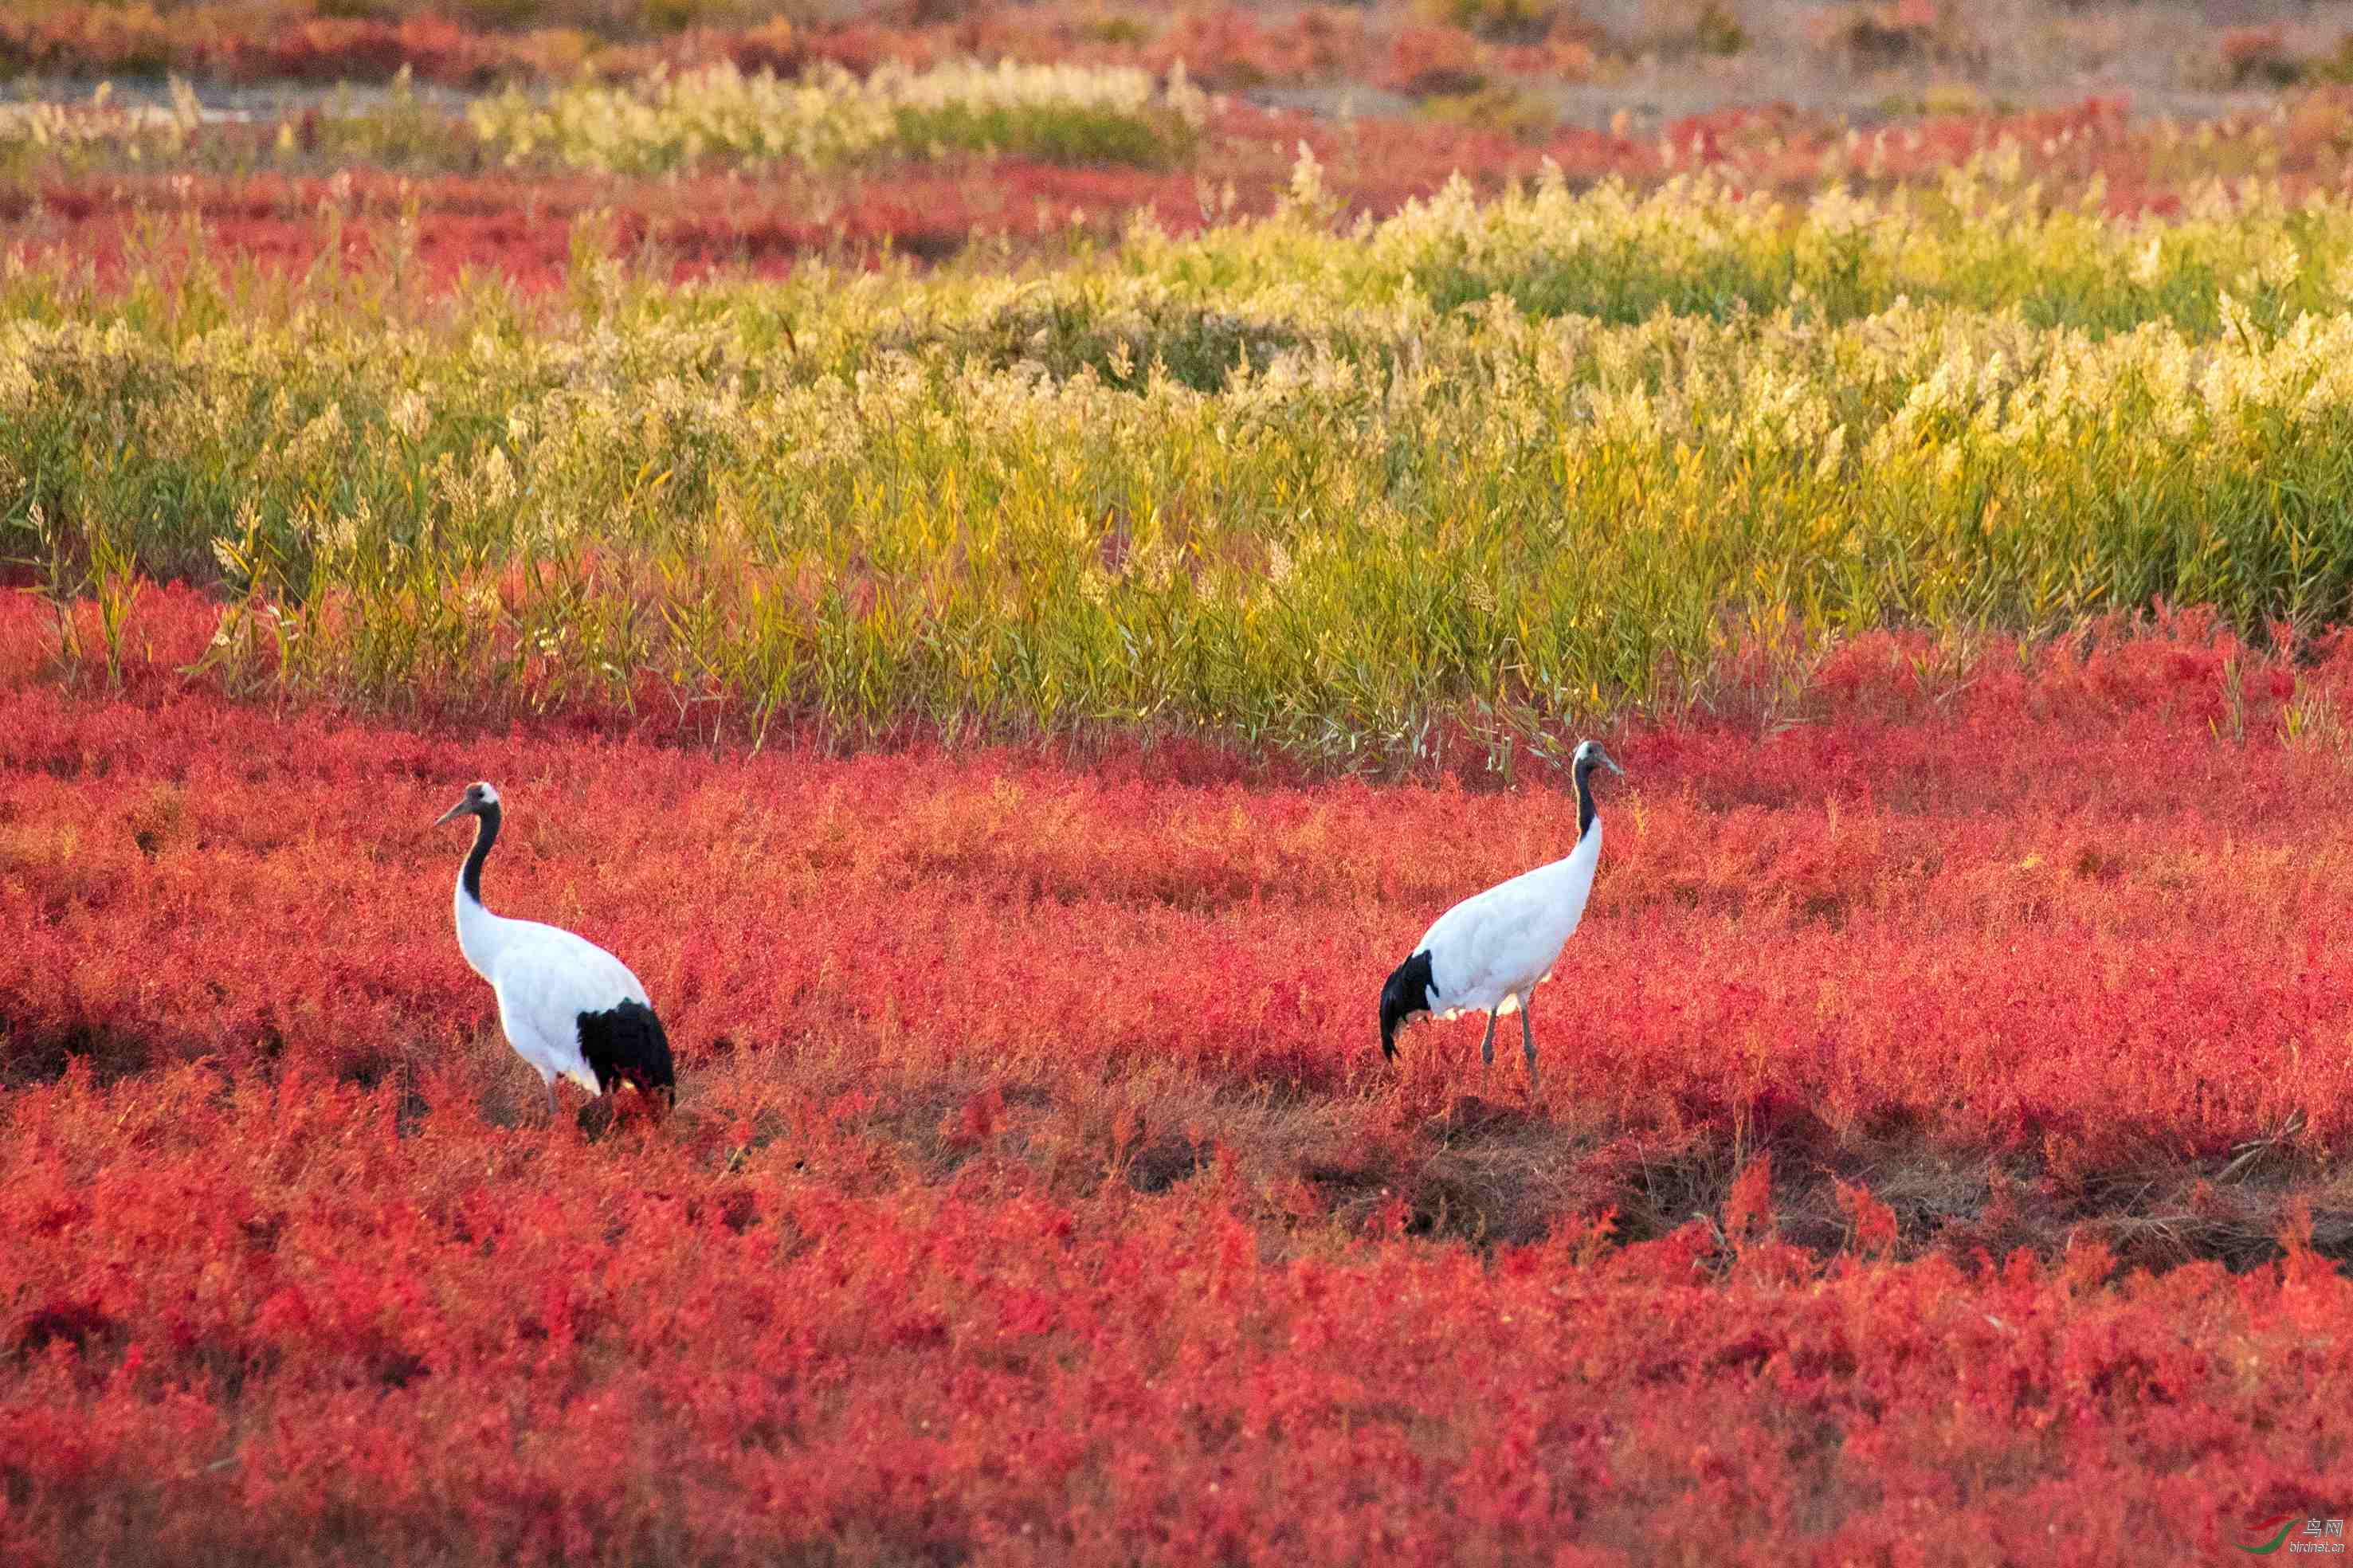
[436,782,675,1118]
[1378,740,1624,1093]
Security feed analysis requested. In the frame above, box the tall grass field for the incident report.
[17,154,2353,765]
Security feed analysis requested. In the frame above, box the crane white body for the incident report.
[455,896,651,1100]
[1410,816,1601,1023]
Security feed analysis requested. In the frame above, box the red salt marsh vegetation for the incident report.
[9,0,2349,103]
[4,588,2353,1560]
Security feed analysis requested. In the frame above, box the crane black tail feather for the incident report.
[577,1000,676,1107]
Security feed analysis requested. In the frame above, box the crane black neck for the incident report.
[1574,758,1599,841]
[461,803,501,906]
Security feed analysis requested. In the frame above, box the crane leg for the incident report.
[543,1075,559,1120]
[1520,1000,1539,1096]
[1478,1012,1497,1086]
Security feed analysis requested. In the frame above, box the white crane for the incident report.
[436,782,676,1118]
[1378,740,1624,1093]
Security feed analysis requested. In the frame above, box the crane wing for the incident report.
[1411,836,1600,1015]
[490,921,652,1037]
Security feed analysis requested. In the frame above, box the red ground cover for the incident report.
[6,1078,2349,1565]
[4,587,2353,1558]
[2,163,1233,288]
[14,93,2352,288]
[3,3,1526,93]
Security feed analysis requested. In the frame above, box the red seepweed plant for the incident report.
[6,587,2353,1560]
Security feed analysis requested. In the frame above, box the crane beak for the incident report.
[433,798,474,827]
[1603,754,1625,777]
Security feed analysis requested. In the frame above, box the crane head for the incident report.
[1572,740,1624,778]
[434,781,501,826]
[1379,950,1437,1062]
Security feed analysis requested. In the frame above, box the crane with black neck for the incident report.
[1377,740,1624,1094]
[436,782,676,1119]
